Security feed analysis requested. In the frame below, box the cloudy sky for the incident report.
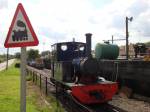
[0,0,150,54]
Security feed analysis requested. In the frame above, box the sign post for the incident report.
[4,3,39,112]
[20,47,27,112]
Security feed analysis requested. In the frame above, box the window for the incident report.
[61,44,67,51]
[79,46,84,51]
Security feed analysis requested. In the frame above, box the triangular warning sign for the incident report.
[4,3,39,48]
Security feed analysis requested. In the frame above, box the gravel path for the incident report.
[0,59,15,71]
[109,95,150,112]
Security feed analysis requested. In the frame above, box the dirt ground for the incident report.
[26,81,52,111]
[109,95,150,112]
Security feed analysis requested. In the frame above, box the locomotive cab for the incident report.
[51,41,86,82]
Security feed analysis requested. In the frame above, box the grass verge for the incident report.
[0,60,63,112]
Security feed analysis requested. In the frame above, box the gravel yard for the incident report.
[109,95,150,112]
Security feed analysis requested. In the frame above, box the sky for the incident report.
[0,0,150,54]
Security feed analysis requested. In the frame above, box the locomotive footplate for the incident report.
[54,80,118,105]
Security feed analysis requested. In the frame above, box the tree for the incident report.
[15,52,21,59]
[41,51,50,57]
[27,49,39,60]
[145,41,150,47]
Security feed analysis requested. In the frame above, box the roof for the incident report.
[51,41,85,46]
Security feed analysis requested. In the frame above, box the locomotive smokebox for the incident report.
[85,33,92,58]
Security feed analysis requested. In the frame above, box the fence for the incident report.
[27,66,55,96]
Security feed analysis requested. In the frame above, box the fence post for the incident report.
[26,69,28,75]
[35,73,37,84]
[28,70,30,76]
[45,77,47,95]
[40,74,41,89]
[30,71,32,77]
[33,72,34,82]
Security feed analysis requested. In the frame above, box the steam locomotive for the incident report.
[50,33,118,104]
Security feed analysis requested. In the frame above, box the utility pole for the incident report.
[6,48,9,70]
[126,16,133,60]
[43,42,45,52]
[112,35,114,44]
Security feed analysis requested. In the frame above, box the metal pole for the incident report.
[40,74,41,89]
[6,48,9,70]
[112,35,114,44]
[35,73,37,84]
[45,77,47,95]
[126,17,129,60]
[32,72,34,82]
[20,47,27,112]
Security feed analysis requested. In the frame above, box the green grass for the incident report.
[46,95,65,112]
[0,60,64,112]
[0,56,6,63]
[0,61,20,112]
[26,73,65,112]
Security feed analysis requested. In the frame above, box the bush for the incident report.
[15,63,20,68]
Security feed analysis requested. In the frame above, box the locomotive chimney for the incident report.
[85,33,92,58]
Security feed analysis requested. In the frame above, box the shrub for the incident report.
[15,63,20,68]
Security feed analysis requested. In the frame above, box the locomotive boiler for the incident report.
[51,33,118,104]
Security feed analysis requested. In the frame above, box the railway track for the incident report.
[27,66,128,112]
[89,104,127,112]
[57,89,127,112]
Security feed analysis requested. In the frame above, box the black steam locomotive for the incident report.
[50,33,118,104]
